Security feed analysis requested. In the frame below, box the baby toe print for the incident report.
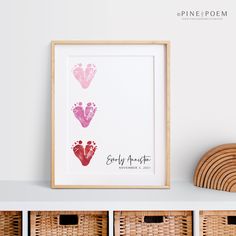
[85,64,96,86]
[72,63,96,89]
[84,141,97,165]
[72,64,85,86]
[72,102,97,128]
[72,140,85,165]
[85,141,97,156]
[72,102,86,127]
[85,102,97,123]
[72,140,97,166]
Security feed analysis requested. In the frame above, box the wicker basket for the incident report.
[30,211,108,236]
[114,211,193,236]
[200,210,236,236]
[0,211,22,236]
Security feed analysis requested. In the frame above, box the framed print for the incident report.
[51,41,170,188]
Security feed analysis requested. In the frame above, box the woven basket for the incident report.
[114,211,192,236]
[30,211,108,236]
[0,211,22,236]
[200,211,236,236]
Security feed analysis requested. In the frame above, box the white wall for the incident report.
[0,0,235,181]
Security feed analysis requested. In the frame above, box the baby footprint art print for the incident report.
[72,63,96,89]
[72,102,97,128]
[72,140,97,166]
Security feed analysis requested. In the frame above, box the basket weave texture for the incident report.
[200,211,236,236]
[114,211,192,236]
[0,211,22,236]
[30,211,108,236]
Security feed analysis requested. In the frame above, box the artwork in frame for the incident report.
[51,41,170,188]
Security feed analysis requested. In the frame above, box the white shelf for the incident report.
[0,180,235,236]
[0,180,235,210]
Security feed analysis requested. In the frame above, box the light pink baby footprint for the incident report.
[72,102,97,128]
[72,64,96,89]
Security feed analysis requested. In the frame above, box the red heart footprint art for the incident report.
[72,140,97,166]
[72,102,97,128]
[72,64,96,89]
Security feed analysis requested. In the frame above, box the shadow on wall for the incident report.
[39,43,51,182]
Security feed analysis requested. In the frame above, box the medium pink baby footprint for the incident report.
[72,64,96,89]
[72,102,97,128]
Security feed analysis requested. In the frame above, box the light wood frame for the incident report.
[51,41,170,189]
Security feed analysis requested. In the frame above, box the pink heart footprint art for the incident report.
[72,102,97,128]
[72,63,96,89]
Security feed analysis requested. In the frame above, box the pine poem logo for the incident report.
[177,10,228,20]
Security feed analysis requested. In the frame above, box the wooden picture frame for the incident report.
[51,41,170,188]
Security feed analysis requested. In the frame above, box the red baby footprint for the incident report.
[72,140,97,166]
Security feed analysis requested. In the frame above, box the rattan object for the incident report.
[0,211,22,236]
[200,211,236,236]
[194,143,236,192]
[30,211,108,236]
[114,211,192,236]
